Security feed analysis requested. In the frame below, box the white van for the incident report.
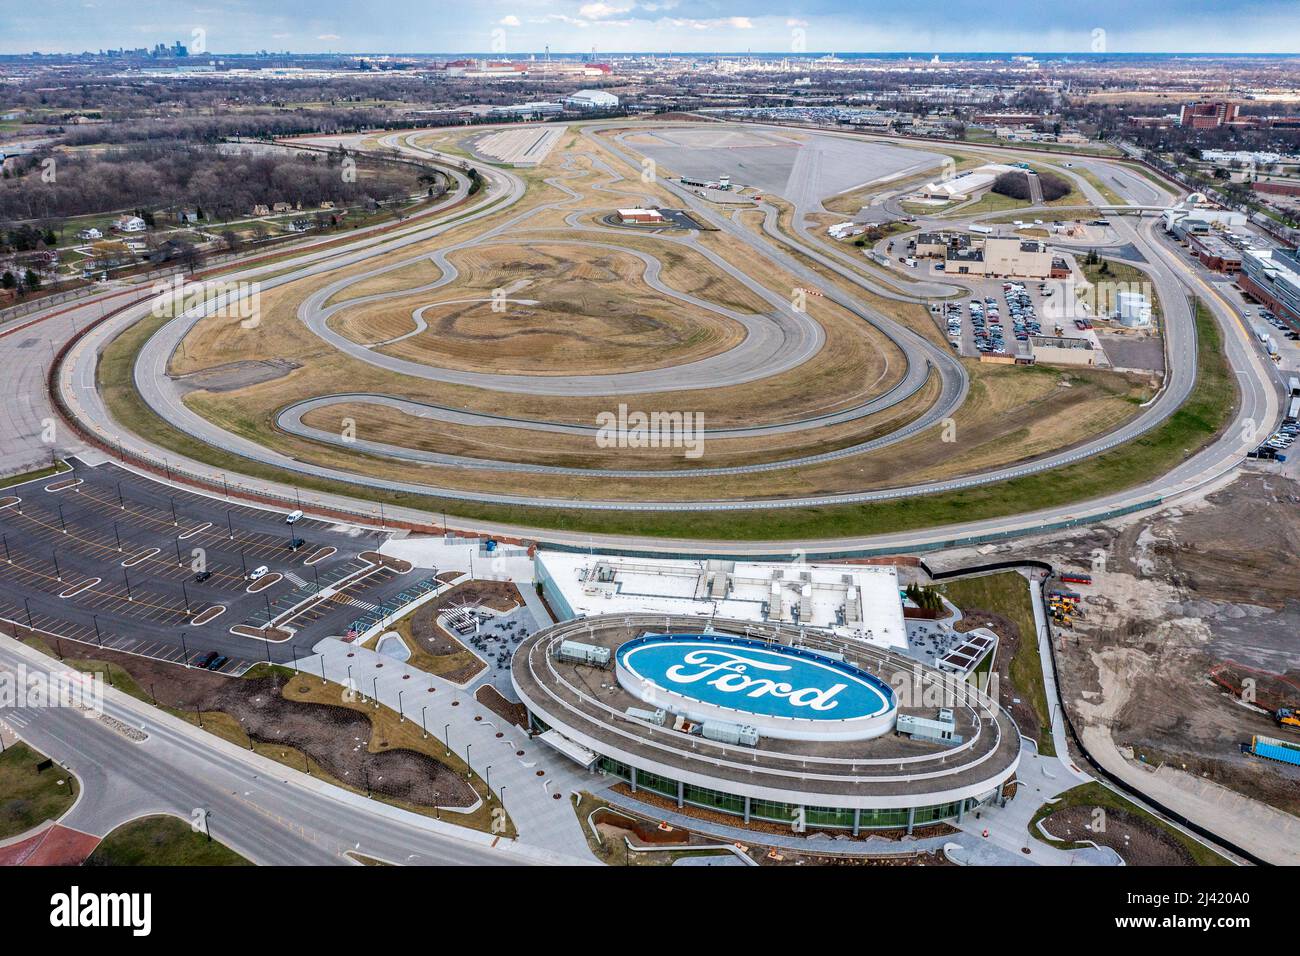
[249,565,270,581]
[285,509,303,525]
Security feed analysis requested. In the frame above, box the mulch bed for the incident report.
[475,684,528,729]
[1040,804,1195,866]
[216,676,474,808]
[24,640,474,808]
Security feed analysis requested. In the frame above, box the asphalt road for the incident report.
[0,635,575,865]
[20,122,1283,552]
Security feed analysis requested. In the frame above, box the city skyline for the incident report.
[6,0,1300,56]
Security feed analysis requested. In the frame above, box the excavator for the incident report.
[1275,708,1300,731]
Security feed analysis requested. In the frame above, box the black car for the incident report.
[194,570,213,583]
[194,651,218,668]
[206,654,229,671]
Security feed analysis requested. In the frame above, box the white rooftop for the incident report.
[536,552,909,651]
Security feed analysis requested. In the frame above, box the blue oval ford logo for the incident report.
[616,634,894,723]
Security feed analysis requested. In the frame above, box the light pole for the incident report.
[465,742,473,778]
[421,706,428,739]
[444,723,451,756]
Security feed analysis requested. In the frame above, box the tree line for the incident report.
[0,144,422,222]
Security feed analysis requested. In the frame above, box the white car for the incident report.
[285,509,303,525]
[249,565,271,581]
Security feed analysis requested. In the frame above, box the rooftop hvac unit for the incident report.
[701,720,760,747]
[625,707,667,726]
[556,640,610,667]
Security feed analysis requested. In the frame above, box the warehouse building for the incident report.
[943,236,1056,279]
[564,89,620,109]
[1030,334,1097,366]
[1187,233,1243,273]
[512,613,1021,834]
[916,163,1018,201]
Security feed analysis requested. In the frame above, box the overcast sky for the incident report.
[7,0,1298,55]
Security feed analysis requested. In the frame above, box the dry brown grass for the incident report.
[159,122,1151,503]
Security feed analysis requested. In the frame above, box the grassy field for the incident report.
[96,277,1234,539]
[87,814,252,866]
[1029,782,1232,866]
[1081,257,1165,324]
[1054,164,1126,206]
[0,741,78,840]
[0,460,69,490]
[938,571,1054,757]
[962,131,1120,157]
[89,111,1236,535]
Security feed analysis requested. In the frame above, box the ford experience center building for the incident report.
[512,613,1021,834]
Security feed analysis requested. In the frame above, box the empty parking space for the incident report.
[0,461,416,670]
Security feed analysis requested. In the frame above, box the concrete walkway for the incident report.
[306,636,594,860]
[601,777,1118,866]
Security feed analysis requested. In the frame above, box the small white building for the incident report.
[1117,290,1153,327]
[564,89,619,110]
[77,227,103,240]
[617,208,664,224]
[917,163,1017,201]
[114,215,147,233]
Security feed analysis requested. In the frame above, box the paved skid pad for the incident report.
[631,126,942,209]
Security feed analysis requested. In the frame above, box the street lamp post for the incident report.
[420,706,428,739]
[444,723,451,756]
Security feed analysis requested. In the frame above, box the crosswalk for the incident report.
[340,596,381,612]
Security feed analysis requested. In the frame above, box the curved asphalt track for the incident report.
[140,126,953,477]
[51,123,1279,530]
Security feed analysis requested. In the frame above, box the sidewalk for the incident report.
[307,636,593,859]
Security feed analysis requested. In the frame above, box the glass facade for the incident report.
[683,783,746,815]
[594,755,975,831]
[634,768,679,799]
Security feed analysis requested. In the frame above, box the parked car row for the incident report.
[1250,415,1298,461]
[1002,283,1043,343]
[970,297,1005,354]
[1260,309,1299,341]
[942,301,963,347]
[193,650,229,671]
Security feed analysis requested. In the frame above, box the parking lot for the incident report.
[0,460,422,672]
[935,278,1054,358]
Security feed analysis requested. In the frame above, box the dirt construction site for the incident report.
[1012,470,1300,835]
